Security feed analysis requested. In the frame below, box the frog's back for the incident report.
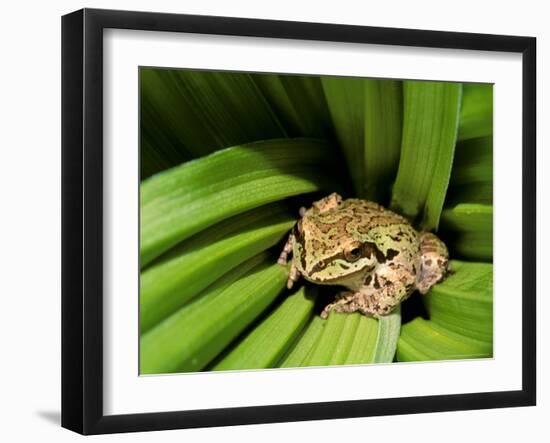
[320,198,411,233]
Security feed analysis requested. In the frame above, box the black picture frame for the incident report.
[61,8,536,435]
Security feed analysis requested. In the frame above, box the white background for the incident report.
[104,29,523,415]
[0,0,546,442]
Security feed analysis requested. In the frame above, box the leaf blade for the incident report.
[252,74,333,139]
[446,136,493,205]
[300,310,397,367]
[372,306,401,363]
[140,203,294,332]
[140,258,287,374]
[211,286,316,371]
[321,78,403,201]
[440,204,493,261]
[390,81,462,230]
[279,316,326,368]
[457,83,493,141]
[140,69,287,178]
[397,260,493,362]
[140,138,341,266]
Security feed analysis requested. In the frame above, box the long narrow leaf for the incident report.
[342,313,380,364]
[397,319,492,361]
[303,313,351,366]
[252,74,333,139]
[426,261,493,342]
[321,78,365,195]
[363,80,403,203]
[372,306,401,363]
[397,260,493,361]
[279,317,326,368]
[140,138,341,266]
[440,204,493,261]
[140,203,294,333]
[140,139,337,266]
[303,312,381,366]
[391,81,462,230]
[322,78,402,201]
[457,83,493,141]
[140,258,287,374]
[140,69,287,178]
[212,286,315,371]
[446,136,493,205]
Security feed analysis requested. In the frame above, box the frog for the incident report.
[277,192,449,318]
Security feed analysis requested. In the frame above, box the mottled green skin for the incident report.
[279,193,449,317]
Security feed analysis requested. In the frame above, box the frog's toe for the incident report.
[277,254,288,266]
[278,231,295,266]
[286,263,301,289]
[320,291,358,318]
[416,258,449,294]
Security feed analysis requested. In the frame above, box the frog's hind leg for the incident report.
[417,232,450,294]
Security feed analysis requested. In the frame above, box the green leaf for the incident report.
[363,80,403,203]
[304,313,359,366]
[397,318,492,361]
[390,81,462,230]
[279,316,326,368]
[373,306,402,363]
[426,261,493,342]
[321,78,403,201]
[458,83,493,141]
[447,136,492,205]
[140,203,294,333]
[343,314,382,364]
[140,68,286,179]
[140,138,341,267]
[140,257,287,374]
[211,286,316,371]
[303,313,379,366]
[397,260,492,361]
[440,204,493,261]
[252,74,333,138]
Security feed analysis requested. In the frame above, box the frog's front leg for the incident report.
[320,291,357,319]
[277,231,295,266]
[416,232,450,294]
[321,268,416,318]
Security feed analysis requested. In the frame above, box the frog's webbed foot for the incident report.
[320,290,394,319]
[320,291,358,319]
[417,232,450,294]
[321,273,413,319]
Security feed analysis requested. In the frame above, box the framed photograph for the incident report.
[61,8,536,435]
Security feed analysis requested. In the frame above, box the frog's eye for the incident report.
[345,242,363,262]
